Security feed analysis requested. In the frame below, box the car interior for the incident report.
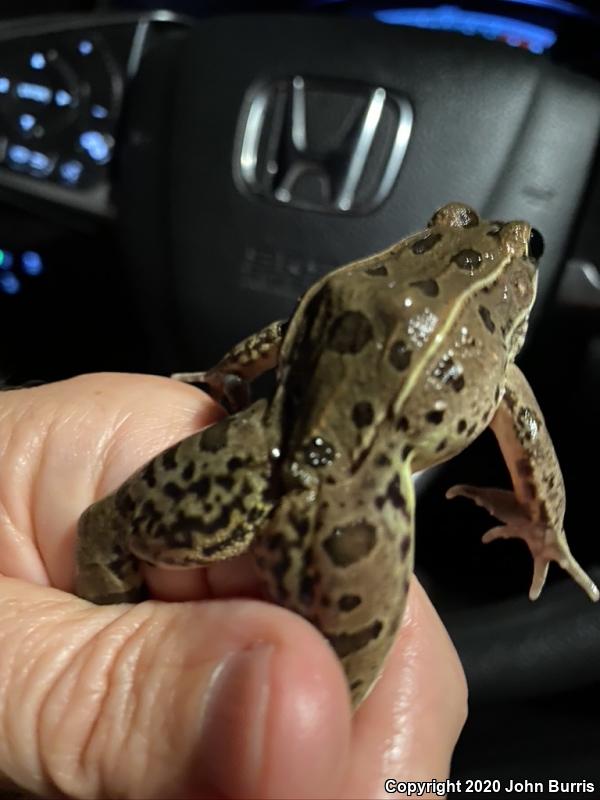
[0,0,599,792]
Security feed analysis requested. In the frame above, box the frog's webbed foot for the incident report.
[171,370,251,413]
[446,485,599,602]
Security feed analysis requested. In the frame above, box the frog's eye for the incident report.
[528,228,544,260]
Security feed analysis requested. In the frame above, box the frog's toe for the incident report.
[446,485,523,523]
[529,554,550,601]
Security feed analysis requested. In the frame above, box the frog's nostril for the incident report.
[529,228,544,260]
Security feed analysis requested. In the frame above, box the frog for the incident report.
[76,202,599,709]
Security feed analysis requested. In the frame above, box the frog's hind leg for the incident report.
[76,399,277,604]
[172,320,287,412]
[77,492,145,604]
[447,363,599,602]
[254,457,416,708]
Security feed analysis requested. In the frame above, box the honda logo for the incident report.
[234,76,413,214]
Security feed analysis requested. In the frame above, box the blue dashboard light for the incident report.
[54,89,73,107]
[79,130,112,164]
[7,145,30,165]
[59,160,83,186]
[91,104,108,120]
[21,251,43,276]
[30,52,46,70]
[373,5,557,54]
[19,113,36,132]
[0,250,13,270]
[501,0,590,18]
[16,81,52,104]
[0,271,20,295]
[78,39,93,56]
[28,151,50,173]
[0,77,10,94]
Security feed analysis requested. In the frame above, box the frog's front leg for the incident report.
[171,320,287,412]
[76,399,276,604]
[447,363,599,602]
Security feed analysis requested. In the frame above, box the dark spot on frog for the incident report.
[352,401,374,428]
[189,476,211,499]
[227,456,244,471]
[409,278,439,297]
[216,474,234,492]
[376,474,407,513]
[365,263,389,277]
[266,532,285,552]
[327,310,373,354]
[327,620,383,658]
[457,418,467,434]
[389,340,412,371]
[304,436,336,468]
[396,416,409,432]
[400,535,411,560]
[467,422,477,437]
[161,447,177,471]
[481,407,492,423]
[451,374,465,393]
[142,460,157,489]
[436,438,447,453]
[411,232,442,254]
[289,514,309,538]
[200,418,232,453]
[453,249,483,272]
[115,489,135,516]
[426,409,444,425]
[479,305,496,334]
[323,521,377,567]
[404,577,410,596]
[163,481,186,502]
[181,462,194,482]
[302,548,315,571]
[350,679,363,691]
[494,385,501,403]
[375,453,391,467]
[299,574,317,606]
[338,594,362,612]
[401,444,413,460]
[140,499,162,527]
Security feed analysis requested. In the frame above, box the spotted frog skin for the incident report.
[76,203,599,708]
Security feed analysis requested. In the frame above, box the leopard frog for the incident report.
[76,202,599,708]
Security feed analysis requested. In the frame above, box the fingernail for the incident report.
[199,644,273,797]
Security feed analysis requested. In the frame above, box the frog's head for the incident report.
[428,202,543,361]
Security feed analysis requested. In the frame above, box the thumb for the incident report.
[0,577,350,799]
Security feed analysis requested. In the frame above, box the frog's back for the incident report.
[275,209,529,469]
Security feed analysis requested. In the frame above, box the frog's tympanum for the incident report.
[76,203,599,708]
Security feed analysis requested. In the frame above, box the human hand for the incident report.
[0,373,467,799]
